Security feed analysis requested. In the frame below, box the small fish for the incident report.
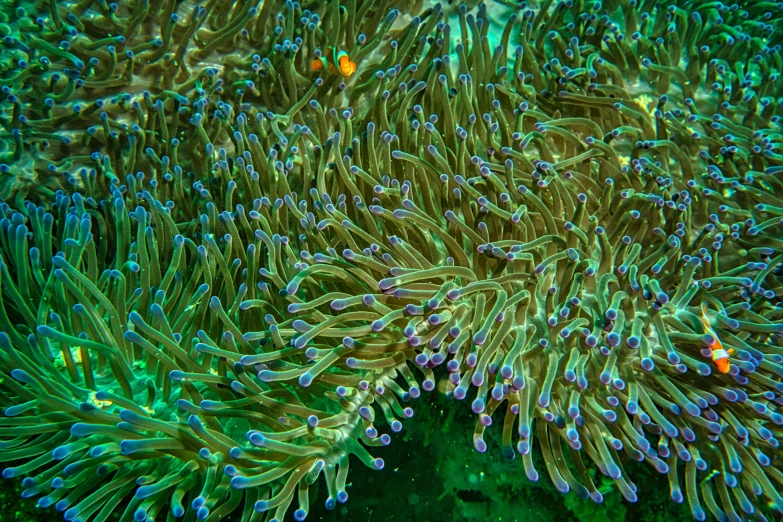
[700,302,733,373]
[310,48,357,77]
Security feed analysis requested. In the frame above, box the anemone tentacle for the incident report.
[0,0,782,521]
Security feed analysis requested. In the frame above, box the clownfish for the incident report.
[700,302,734,373]
[310,48,357,77]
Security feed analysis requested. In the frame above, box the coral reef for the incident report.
[0,0,782,520]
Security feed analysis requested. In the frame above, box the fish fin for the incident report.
[715,358,731,373]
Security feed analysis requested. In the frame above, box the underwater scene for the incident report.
[0,0,782,520]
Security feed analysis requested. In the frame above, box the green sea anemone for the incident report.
[0,0,782,521]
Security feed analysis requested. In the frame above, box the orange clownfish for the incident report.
[700,302,734,373]
[310,48,357,77]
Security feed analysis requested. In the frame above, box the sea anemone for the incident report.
[0,0,782,521]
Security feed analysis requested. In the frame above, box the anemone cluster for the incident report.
[0,0,782,520]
